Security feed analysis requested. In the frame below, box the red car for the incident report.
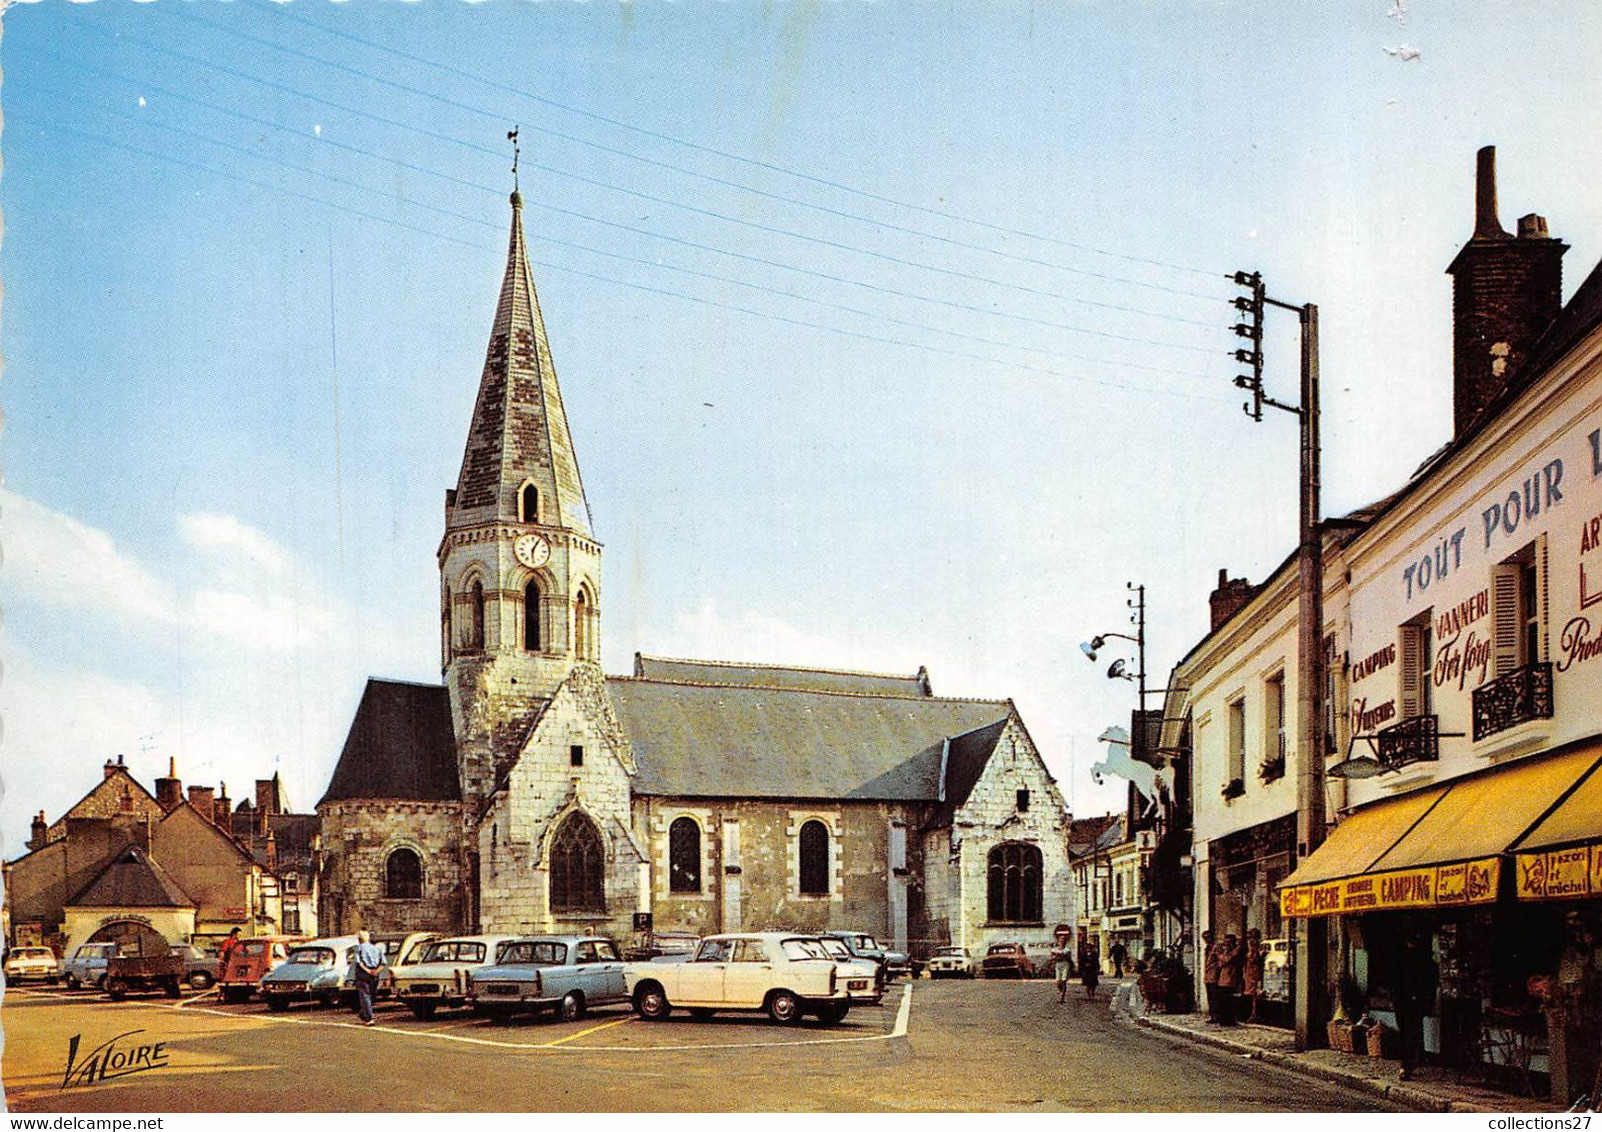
[981,942,1036,979]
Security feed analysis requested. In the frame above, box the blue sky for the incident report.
[5,2,1601,853]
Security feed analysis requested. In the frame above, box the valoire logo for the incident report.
[61,1029,170,1089]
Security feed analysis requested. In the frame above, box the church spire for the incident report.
[450,189,592,537]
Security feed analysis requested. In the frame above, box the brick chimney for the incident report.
[215,782,231,826]
[1209,568,1256,631]
[104,754,126,780]
[155,758,184,812]
[28,810,48,852]
[1446,146,1567,435]
[255,778,279,819]
[188,785,216,818]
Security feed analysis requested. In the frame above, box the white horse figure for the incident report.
[1091,724,1159,804]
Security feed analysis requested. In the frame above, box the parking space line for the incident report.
[540,1016,633,1047]
[57,983,914,1055]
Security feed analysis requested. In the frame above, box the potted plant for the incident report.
[1258,754,1286,782]
[1221,778,1245,800]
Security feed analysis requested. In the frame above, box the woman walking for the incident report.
[1078,937,1101,1001]
[1242,928,1265,1023]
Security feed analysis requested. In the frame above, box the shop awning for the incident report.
[1510,748,1602,900]
[1277,786,1448,918]
[1281,743,1602,918]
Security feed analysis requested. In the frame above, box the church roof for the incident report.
[66,844,194,909]
[318,679,460,806]
[632,654,934,698]
[606,676,1010,801]
[450,192,592,535]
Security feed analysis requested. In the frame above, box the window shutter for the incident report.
[1536,535,1550,663]
[1490,563,1522,677]
[1398,624,1422,718]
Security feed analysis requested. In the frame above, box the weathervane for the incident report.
[508,126,521,193]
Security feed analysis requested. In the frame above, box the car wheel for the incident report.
[189,971,214,991]
[48,976,60,985]
[766,990,802,1025]
[688,1007,715,1020]
[65,974,81,991]
[164,978,182,998]
[106,978,128,1002]
[633,983,671,1021]
[266,996,289,1012]
[816,1002,849,1024]
[409,1002,438,1022]
[220,986,247,1004]
[559,991,586,1023]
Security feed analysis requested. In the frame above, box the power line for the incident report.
[44,121,1232,406]
[76,94,1220,382]
[84,10,1225,327]
[42,48,1223,357]
[170,5,1225,306]
[259,0,1225,282]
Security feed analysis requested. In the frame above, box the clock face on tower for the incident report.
[514,532,550,569]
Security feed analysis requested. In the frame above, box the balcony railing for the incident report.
[1472,662,1554,742]
[1377,713,1439,770]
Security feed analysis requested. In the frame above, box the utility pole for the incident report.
[1231,271,1327,1050]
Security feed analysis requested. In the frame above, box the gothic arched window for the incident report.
[668,817,701,894]
[524,581,541,651]
[469,581,486,651]
[385,847,423,900]
[799,820,830,896]
[987,842,1043,923]
[549,813,605,912]
[520,484,539,523]
[574,587,592,660]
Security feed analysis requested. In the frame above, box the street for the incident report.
[4,978,1401,1112]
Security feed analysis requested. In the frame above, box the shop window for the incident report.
[524,581,541,651]
[986,841,1043,923]
[799,820,830,896]
[549,813,605,912]
[385,847,423,900]
[669,816,701,894]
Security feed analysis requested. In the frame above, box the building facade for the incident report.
[318,191,1076,960]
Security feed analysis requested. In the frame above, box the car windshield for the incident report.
[286,948,335,966]
[855,935,879,949]
[15,949,52,959]
[240,942,268,956]
[400,939,434,965]
[935,947,965,957]
[987,944,1015,955]
[781,939,831,961]
[817,938,850,959]
[498,941,566,965]
[424,941,487,964]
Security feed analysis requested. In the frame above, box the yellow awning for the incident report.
[1511,748,1602,900]
[1282,744,1602,918]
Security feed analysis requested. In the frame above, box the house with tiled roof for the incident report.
[316,190,1074,960]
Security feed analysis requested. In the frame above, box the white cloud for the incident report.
[187,588,340,653]
[1,490,175,623]
[177,512,294,575]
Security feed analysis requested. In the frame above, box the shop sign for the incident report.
[222,907,248,920]
[1515,843,1602,900]
[1280,857,1500,918]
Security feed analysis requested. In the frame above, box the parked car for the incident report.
[5,946,60,984]
[819,930,917,979]
[927,945,977,979]
[394,935,519,1020]
[814,936,884,1005]
[626,932,851,1024]
[217,936,299,1003]
[981,942,1035,979]
[62,943,117,990]
[375,932,442,971]
[466,936,629,1022]
[105,949,187,1000]
[172,944,220,990]
[260,936,391,1011]
[622,930,700,963]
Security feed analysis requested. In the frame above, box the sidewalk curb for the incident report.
[1114,987,1475,1113]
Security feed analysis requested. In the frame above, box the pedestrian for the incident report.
[1215,932,1243,1026]
[1050,933,1073,1004]
[1110,940,1128,978]
[1078,937,1100,1001]
[219,927,242,969]
[1202,930,1221,1023]
[350,929,385,1027]
[1242,928,1265,1024]
[1545,913,1600,1104]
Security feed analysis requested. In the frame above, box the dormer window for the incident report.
[520,484,539,524]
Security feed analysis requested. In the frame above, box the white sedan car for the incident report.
[5,946,60,984]
[926,946,977,979]
[626,932,851,1024]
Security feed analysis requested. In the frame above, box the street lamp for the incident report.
[1081,584,1154,759]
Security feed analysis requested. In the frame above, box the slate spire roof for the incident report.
[451,191,592,536]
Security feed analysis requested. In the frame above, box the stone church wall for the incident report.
[317,800,465,935]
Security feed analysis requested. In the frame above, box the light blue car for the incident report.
[464,936,628,1022]
[62,943,117,990]
[259,936,390,1011]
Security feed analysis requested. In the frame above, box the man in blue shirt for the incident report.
[350,930,386,1027]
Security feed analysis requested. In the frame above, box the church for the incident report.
[316,189,1075,962]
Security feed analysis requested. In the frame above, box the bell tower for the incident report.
[441,188,602,811]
